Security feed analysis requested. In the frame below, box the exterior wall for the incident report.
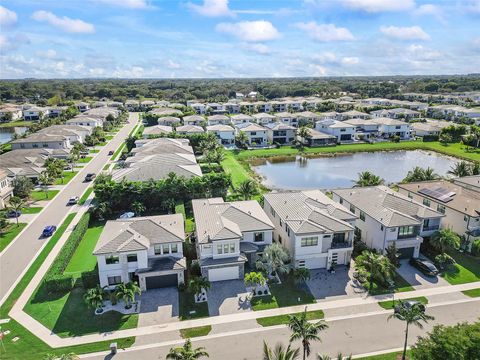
[201,263,244,280]
[12,139,70,150]
[208,129,235,145]
[67,119,103,127]
[242,230,273,246]
[242,130,268,146]
[378,124,411,139]
[97,250,149,289]
[267,129,296,144]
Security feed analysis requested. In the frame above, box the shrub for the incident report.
[471,239,480,256]
[44,275,74,293]
[434,253,456,270]
[81,269,99,288]
[422,135,439,142]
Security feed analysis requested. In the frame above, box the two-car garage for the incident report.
[145,274,179,289]
[207,266,240,282]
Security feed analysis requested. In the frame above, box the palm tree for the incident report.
[354,171,384,187]
[116,282,141,309]
[430,229,460,254]
[402,166,439,183]
[38,172,52,199]
[263,341,300,360]
[448,161,472,177]
[166,339,209,360]
[235,131,249,149]
[388,301,434,360]
[83,285,105,313]
[317,354,352,360]
[8,196,25,226]
[237,179,258,200]
[244,271,266,295]
[292,268,311,284]
[189,276,211,302]
[288,307,329,360]
[355,251,395,292]
[256,243,290,282]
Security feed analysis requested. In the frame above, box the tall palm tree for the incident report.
[430,229,460,254]
[354,171,384,187]
[448,161,472,177]
[263,341,300,360]
[189,276,211,302]
[256,243,290,282]
[402,166,439,183]
[388,301,434,360]
[297,126,311,144]
[83,285,105,312]
[237,179,258,200]
[355,251,395,292]
[8,196,25,226]
[166,339,209,360]
[235,131,249,149]
[288,307,329,360]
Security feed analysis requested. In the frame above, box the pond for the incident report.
[252,150,459,190]
[0,127,27,144]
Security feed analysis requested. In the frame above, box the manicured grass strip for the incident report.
[175,201,195,233]
[103,164,110,170]
[221,151,252,188]
[256,310,324,327]
[179,291,209,320]
[30,190,60,201]
[21,207,42,214]
[0,121,33,128]
[78,187,94,205]
[78,156,93,163]
[462,288,480,298]
[106,135,114,140]
[441,251,480,285]
[378,296,428,310]
[112,142,126,160]
[0,223,27,252]
[179,325,212,339]
[90,149,100,153]
[54,171,78,185]
[368,273,414,296]
[357,351,410,360]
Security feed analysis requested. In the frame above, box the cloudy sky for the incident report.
[1,0,479,78]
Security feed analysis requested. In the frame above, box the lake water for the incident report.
[0,127,27,144]
[252,150,459,190]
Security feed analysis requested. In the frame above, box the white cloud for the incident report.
[380,26,430,40]
[36,49,58,59]
[406,44,442,60]
[32,11,95,33]
[241,43,270,54]
[340,0,416,13]
[216,21,280,42]
[166,59,181,69]
[413,4,444,22]
[0,33,30,53]
[312,52,359,66]
[0,5,17,27]
[465,0,480,14]
[294,22,354,42]
[341,56,359,65]
[187,0,235,17]
[96,0,148,9]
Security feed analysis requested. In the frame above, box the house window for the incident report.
[162,244,170,254]
[251,131,257,135]
[301,237,318,247]
[106,255,119,264]
[423,219,430,229]
[127,254,137,263]
[254,232,264,242]
[217,244,223,254]
[423,198,431,207]
[230,243,235,253]
[408,192,413,199]
[223,244,229,254]
[154,244,162,255]
[436,205,445,214]
[360,211,365,221]
[279,219,283,227]
[350,204,355,213]
[395,126,401,129]
[380,225,384,231]
[108,276,122,286]
[333,233,346,243]
[171,243,178,253]
[398,226,415,238]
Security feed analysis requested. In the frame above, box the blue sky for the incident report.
[1,0,479,78]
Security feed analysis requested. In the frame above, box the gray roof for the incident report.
[192,198,274,244]
[157,116,181,124]
[38,125,91,137]
[137,257,186,273]
[132,138,193,156]
[142,125,173,135]
[235,122,267,132]
[200,254,247,267]
[264,190,356,235]
[207,124,235,131]
[371,117,409,126]
[176,125,204,133]
[149,107,183,116]
[333,186,443,227]
[264,123,296,130]
[11,133,68,144]
[306,128,336,140]
[183,115,205,122]
[93,214,184,255]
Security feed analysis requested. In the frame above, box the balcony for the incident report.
[331,241,352,249]
[422,226,440,232]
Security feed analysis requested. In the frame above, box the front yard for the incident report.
[377,296,428,310]
[363,272,414,296]
[30,189,60,201]
[178,290,209,320]
[0,223,27,252]
[441,251,480,285]
[54,171,78,185]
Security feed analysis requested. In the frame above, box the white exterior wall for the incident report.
[12,139,70,150]
[378,124,411,139]
[97,250,148,289]
[242,230,273,246]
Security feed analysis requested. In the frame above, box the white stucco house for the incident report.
[371,118,411,139]
[206,124,236,146]
[207,114,231,126]
[315,119,355,142]
[23,106,49,121]
[183,115,205,126]
[231,114,253,125]
[252,113,278,125]
[235,122,268,147]
[265,123,296,145]
[275,112,299,127]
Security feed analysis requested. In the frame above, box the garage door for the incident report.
[398,247,415,259]
[208,266,239,282]
[145,274,178,289]
[340,134,352,141]
[304,257,327,269]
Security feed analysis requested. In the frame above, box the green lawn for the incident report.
[112,142,126,160]
[441,251,480,285]
[78,187,94,205]
[221,151,253,188]
[367,272,414,296]
[0,223,27,252]
[179,325,212,339]
[106,135,114,140]
[54,171,78,185]
[90,149,100,153]
[103,164,110,170]
[175,201,195,233]
[462,288,480,297]
[378,296,428,310]
[256,309,324,327]
[30,190,59,201]
[21,207,42,214]
[64,220,105,276]
[357,351,409,360]
[178,291,209,320]
[0,121,33,128]
[78,156,93,163]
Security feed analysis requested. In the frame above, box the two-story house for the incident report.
[265,123,296,145]
[183,115,205,126]
[333,186,444,258]
[252,113,278,125]
[207,114,231,126]
[344,118,380,140]
[231,114,253,126]
[93,214,186,291]
[235,122,268,147]
[206,124,236,146]
[315,119,355,142]
[263,190,357,270]
[275,112,299,127]
[0,169,13,209]
[192,198,274,282]
[371,118,411,139]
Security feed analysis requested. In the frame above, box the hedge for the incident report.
[44,275,75,293]
[472,239,480,257]
[81,268,100,288]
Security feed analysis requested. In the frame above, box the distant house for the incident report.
[189,103,207,115]
[48,106,68,118]
[275,112,299,127]
[299,128,336,147]
[235,122,268,147]
[11,133,71,150]
[207,103,225,114]
[371,108,420,120]
[315,119,355,142]
[252,113,277,125]
[265,123,296,145]
[224,102,241,114]
[296,111,321,126]
[149,107,183,118]
[0,104,23,121]
[339,110,370,120]
[410,122,442,137]
[75,102,90,113]
[371,118,411,139]
[231,114,253,125]
[207,114,231,126]
[343,118,380,140]
[206,124,235,146]
[142,125,173,138]
[254,101,272,113]
[37,125,91,144]
[66,115,104,128]
[0,148,68,179]
[93,214,186,291]
[175,124,205,135]
[0,170,13,209]
[157,116,181,126]
[23,106,49,121]
[183,115,205,126]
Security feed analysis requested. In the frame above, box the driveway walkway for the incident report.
[396,259,450,289]
[207,280,251,316]
[138,287,180,327]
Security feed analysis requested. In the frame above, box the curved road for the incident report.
[0,112,138,304]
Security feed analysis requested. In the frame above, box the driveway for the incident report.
[138,287,180,327]
[306,265,366,301]
[396,259,450,289]
[207,280,251,316]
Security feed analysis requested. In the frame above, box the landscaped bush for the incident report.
[471,239,480,256]
[44,274,75,293]
[81,268,100,288]
[422,135,439,142]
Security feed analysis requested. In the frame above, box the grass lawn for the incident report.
[357,351,409,360]
[179,325,212,339]
[441,251,480,285]
[78,187,94,205]
[378,296,428,310]
[367,272,414,296]
[106,135,114,140]
[30,189,60,201]
[78,156,93,163]
[0,121,33,128]
[175,201,195,233]
[103,164,110,170]
[90,149,100,153]
[178,291,209,320]
[0,223,27,252]
[256,309,324,327]
[251,275,316,311]
[112,142,126,160]
[221,151,253,188]
[21,206,42,214]
[462,288,480,297]
[54,171,78,185]
[64,220,105,276]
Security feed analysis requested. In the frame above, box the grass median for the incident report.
[256,309,324,327]
[378,296,428,310]
[179,325,212,339]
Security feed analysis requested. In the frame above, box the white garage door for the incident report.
[304,257,327,269]
[208,266,239,282]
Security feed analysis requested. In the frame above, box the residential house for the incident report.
[239,101,256,113]
[142,125,173,138]
[183,115,205,126]
[224,102,240,114]
[231,114,253,125]
[254,101,272,113]
[66,115,104,128]
[296,111,321,126]
[252,113,277,125]
[125,99,139,111]
[206,124,235,146]
[371,118,411,139]
[11,133,71,150]
[48,106,68,118]
[263,190,356,269]
[339,110,370,120]
[333,186,444,258]
[410,122,443,137]
[271,101,287,113]
[37,125,91,144]
[315,119,355,142]
[275,112,299,127]
[93,214,186,291]
[298,128,336,147]
[189,103,207,115]
[157,116,181,127]
[149,107,183,118]
[318,111,340,121]
[0,104,23,121]
[23,106,49,121]
[454,175,480,192]
[192,198,274,281]
[207,114,231,126]
[207,103,225,114]
[343,118,379,139]
[265,123,296,145]
[235,122,268,147]
[0,170,13,209]
[75,102,90,113]
[0,148,68,179]
[175,125,205,135]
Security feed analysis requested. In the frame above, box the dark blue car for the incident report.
[42,225,57,237]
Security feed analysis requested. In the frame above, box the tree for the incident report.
[448,161,473,177]
[8,196,25,226]
[288,307,329,360]
[388,300,434,360]
[131,201,146,216]
[297,126,310,144]
[235,131,249,149]
[45,158,65,183]
[354,171,384,187]
[167,339,209,360]
[38,172,52,199]
[244,271,266,293]
[256,243,290,282]
[12,176,34,198]
[402,167,439,183]
[236,179,258,200]
[355,251,395,292]
[292,268,311,284]
[317,354,352,360]
[115,282,141,309]
[263,341,300,360]
[385,243,400,268]
[83,285,105,312]
[43,353,79,360]
[0,212,9,234]
[430,229,460,254]
[189,276,210,302]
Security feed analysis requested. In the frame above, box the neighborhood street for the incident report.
[0,112,139,304]
[80,300,480,360]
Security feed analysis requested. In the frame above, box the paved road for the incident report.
[82,300,480,360]
[0,113,138,304]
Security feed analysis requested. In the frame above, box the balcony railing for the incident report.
[331,241,352,249]
[422,226,440,232]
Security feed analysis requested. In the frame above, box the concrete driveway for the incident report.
[396,259,450,289]
[138,287,180,327]
[207,280,251,316]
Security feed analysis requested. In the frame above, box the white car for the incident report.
[119,212,135,219]
[67,196,79,205]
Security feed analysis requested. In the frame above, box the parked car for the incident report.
[119,212,135,219]
[67,196,79,205]
[409,257,439,276]
[64,164,72,171]
[84,173,96,182]
[108,150,114,156]
[42,225,57,237]
[7,210,21,218]
[394,300,426,314]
